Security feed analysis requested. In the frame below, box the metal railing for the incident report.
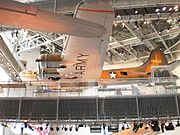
[0,94,179,123]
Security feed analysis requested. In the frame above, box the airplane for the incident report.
[35,48,174,80]
[18,0,114,83]
[0,0,106,38]
[15,1,179,87]
[20,48,179,84]
[101,48,168,79]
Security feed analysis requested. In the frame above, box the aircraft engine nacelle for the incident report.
[36,54,65,69]
[36,54,63,62]
[36,54,66,80]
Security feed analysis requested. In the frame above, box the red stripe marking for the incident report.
[79,8,114,13]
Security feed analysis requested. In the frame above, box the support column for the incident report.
[136,96,140,118]
[175,94,179,116]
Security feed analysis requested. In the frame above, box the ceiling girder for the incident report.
[150,24,174,60]
[124,22,156,50]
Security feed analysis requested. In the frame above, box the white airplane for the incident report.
[19,0,115,84]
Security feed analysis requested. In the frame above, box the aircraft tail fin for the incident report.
[142,48,168,72]
[61,1,114,80]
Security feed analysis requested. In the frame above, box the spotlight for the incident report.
[64,127,68,131]
[69,126,73,131]
[39,127,43,131]
[50,127,54,131]
[56,127,59,131]
[75,126,79,132]
[108,125,119,133]
[90,124,101,133]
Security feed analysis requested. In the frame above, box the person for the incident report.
[161,121,165,133]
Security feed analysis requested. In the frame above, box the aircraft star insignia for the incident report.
[109,72,117,79]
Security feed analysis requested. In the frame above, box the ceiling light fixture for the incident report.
[169,7,173,11]
[174,5,178,10]
[175,8,179,12]
[162,7,167,11]
[167,19,172,23]
[117,15,121,18]
[155,8,160,13]
[144,20,150,24]
[135,10,139,14]
[157,12,161,15]
[134,21,139,29]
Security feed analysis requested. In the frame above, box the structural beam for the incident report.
[124,22,156,50]
[150,24,174,60]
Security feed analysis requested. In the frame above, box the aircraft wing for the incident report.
[0,0,106,38]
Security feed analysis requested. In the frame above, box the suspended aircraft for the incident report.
[35,48,170,80]
[9,0,178,87]
[19,0,114,83]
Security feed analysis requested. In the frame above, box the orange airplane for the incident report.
[101,48,168,79]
